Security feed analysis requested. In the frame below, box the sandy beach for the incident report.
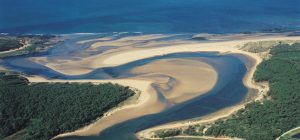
[5,33,300,140]
[27,57,219,139]
[28,34,300,76]
[136,38,272,140]
[26,76,163,138]
[131,58,218,103]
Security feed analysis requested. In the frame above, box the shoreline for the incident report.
[26,57,218,139]
[28,33,300,76]
[2,33,299,140]
[136,39,270,139]
[100,35,300,68]
[25,76,155,139]
[0,41,30,54]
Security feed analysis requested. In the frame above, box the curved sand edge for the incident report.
[25,76,154,139]
[30,34,300,76]
[22,35,300,140]
[276,127,300,140]
[0,41,30,54]
[99,36,300,67]
[131,58,218,103]
[26,59,219,139]
[135,41,269,139]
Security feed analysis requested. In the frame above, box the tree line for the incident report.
[0,73,135,140]
[205,43,300,140]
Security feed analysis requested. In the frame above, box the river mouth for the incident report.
[0,34,251,140]
[55,53,249,140]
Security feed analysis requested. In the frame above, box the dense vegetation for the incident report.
[155,129,182,138]
[0,37,23,52]
[205,43,300,140]
[154,125,205,138]
[0,35,57,58]
[280,127,300,140]
[0,73,135,140]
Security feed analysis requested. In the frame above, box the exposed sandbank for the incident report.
[136,40,271,140]
[100,36,300,67]
[7,33,300,140]
[29,34,189,75]
[131,58,218,103]
[29,34,300,76]
[27,57,218,139]
[90,34,172,49]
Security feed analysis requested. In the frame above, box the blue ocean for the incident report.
[0,0,300,34]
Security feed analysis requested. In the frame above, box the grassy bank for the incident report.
[0,72,135,140]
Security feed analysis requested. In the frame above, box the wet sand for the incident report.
[136,42,270,140]
[26,76,163,138]
[26,57,218,139]
[90,34,172,49]
[131,58,218,103]
[29,34,300,76]
[5,33,299,140]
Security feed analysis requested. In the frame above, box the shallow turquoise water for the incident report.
[0,0,300,34]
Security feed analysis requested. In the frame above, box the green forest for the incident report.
[0,73,135,140]
[205,43,300,140]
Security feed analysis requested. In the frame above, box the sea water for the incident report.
[0,0,300,34]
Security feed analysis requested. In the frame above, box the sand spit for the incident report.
[29,34,300,76]
[10,33,300,140]
[29,34,190,75]
[101,36,300,67]
[26,58,219,139]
